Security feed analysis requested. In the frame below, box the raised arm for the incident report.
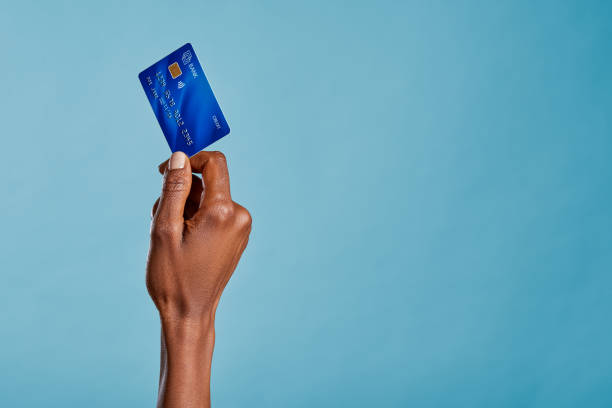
[146,151,252,408]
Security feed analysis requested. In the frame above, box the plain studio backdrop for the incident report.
[1,1,611,407]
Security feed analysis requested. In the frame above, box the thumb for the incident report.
[152,151,192,239]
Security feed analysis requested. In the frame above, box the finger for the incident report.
[152,151,192,240]
[185,174,204,220]
[159,151,230,201]
[158,157,176,174]
[152,175,202,220]
[188,174,204,205]
[158,160,169,174]
[189,151,231,202]
[151,197,160,219]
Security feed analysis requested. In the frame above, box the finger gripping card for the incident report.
[138,43,230,156]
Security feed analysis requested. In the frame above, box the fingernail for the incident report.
[168,152,186,170]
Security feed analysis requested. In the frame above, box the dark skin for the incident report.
[147,150,252,408]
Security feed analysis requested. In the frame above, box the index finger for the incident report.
[159,150,231,202]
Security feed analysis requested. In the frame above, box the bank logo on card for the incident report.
[182,50,192,65]
[138,43,230,156]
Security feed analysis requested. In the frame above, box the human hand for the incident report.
[147,150,252,324]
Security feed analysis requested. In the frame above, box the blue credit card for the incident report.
[138,43,230,156]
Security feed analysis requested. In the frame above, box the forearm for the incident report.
[148,151,252,407]
[158,317,216,408]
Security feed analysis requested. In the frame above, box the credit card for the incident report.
[138,43,230,156]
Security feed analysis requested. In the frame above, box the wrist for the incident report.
[157,301,218,327]
[158,315,215,408]
[161,315,215,349]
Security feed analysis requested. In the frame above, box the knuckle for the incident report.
[210,151,227,164]
[234,204,252,230]
[205,201,235,224]
[163,173,188,193]
[151,220,182,242]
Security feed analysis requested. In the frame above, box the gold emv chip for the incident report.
[168,62,182,79]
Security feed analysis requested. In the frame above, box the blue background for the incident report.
[1,1,611,406]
